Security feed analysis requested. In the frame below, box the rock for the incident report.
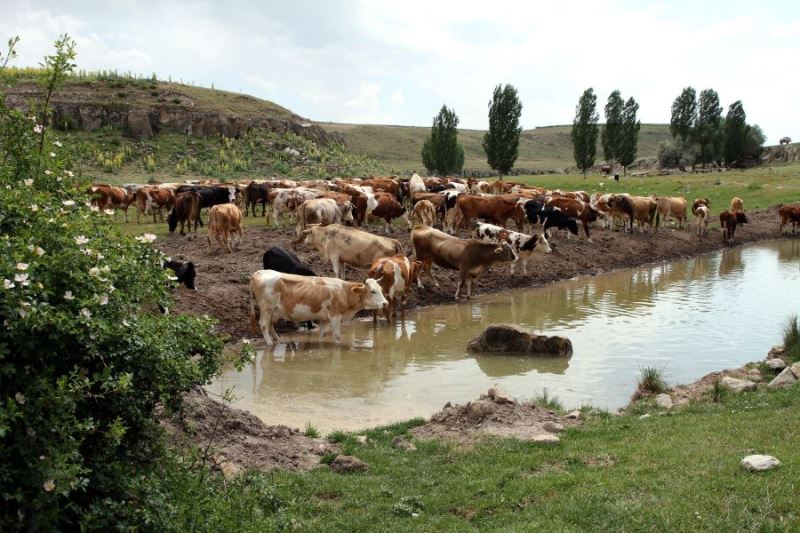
[767,366,798,389]
[392,436,417,452]
[565,410,581,420]
[767,358,787,371]
[655,393,674,409]
[466,324,572,357]
[330,455,369,474]
[487,385,517,404]
[770,344,786,356]
[126,109,154,140]
[542,421,565,433]
[532,434,560,445]
[355,435,368,444]
[283,147,301,157]
[211,453,242,480]
[721,376,757,393]
[466,400,496,420]
[639,414,651,419]
[792,362,800,378]
[741,455,781,472]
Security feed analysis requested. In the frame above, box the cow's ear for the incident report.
[351,285,366,294]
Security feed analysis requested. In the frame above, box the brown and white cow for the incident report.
[719,209,748,244]
[730,197,744,213]
[607,194,657,233]
[301,224,403,279]
[207,203,243,253]
[295,198,354,240]
[89,184,135,222]
[692,198,710,236]
[269,188,320,226]
[136,186,175,223]
[368,192,409,232]
[779,204,800,234]
[249,270,387,345]
[411,226,517,299]
[472,222,551,275]
[410,199,437,228]
[545,196,599,240]
[654,196,688,230]
[367,255,422,323]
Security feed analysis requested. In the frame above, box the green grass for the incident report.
[155,387,800,530]
[781,315,800,362]
[529,388,565,413]
[637,366,668,395]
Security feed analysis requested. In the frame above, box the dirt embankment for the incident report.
[156,206,786,340]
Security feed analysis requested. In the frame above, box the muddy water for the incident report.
[210,239,800,432]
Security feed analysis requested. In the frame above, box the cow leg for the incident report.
[454,277,463,300]
[259,310,275,345]
[330,316,343,343]
[465,275,474,299]
[583,221,592,241]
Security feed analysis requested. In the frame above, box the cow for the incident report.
[719,209,748,244]
[730,197,744,213]
[207,203,243,253]
[368,192,409,232]
[654,196,688,229]
[472,222,551,275]
[249,270,387,345]
[176,184,238,226]
[301,224,403,279]
[167,191,201,238]
[136,186,175,223]
[411,226,517,299]
[454,194,526,233]
[607,194,657,233]
[409,172,427,196]
[692,198,710,236]
[545,197,598,240]
[163,259,197,291]
[295,198,354,240]
[441,190,463,234]
[367,255,422,323]
[269,187,320,226]
[262,245,317,330]
[410,199,437,228]
[780,136,792,145]
[523,200,579,239]
[88,184,136,222]
[244,182,271,217]
[590,192,617,229]
[468,178,492,194]
[778,204,800,234]
[362,177,402,203]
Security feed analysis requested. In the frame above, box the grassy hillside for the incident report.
[321,123,674,173]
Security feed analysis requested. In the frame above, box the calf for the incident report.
[207,203,243,253]
[692,198,710,237]
[719,209,748,244]
[249,270,387,345]
[473,222,551,274]
[523,200,579,239]
[779,204,800,234]
[546,196,598,240]
[654,196,688,229]
[411,226,517,299]
[163,259,197,291]
[245,182,271,217]
[368,192,409,233]
[168,191,201,238]
[136,187,175,223]
[367,255,422,323]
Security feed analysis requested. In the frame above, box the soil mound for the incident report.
[410,388,580,444]
[162,389,337,473]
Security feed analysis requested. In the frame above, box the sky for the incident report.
[2,0,799,143]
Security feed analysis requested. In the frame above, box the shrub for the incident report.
[657,139,697,170]
[782,315,800,361]
[637,366,668,395]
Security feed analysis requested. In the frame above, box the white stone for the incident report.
[487,385,516,404]
[792,362,800,378]
[741,455,781,472]
[542,421,565,433]
[768,366,798,389]
[532,434,560,445]
[355,435,368,444]
[655,393,673,409]
[639,414,651,420]
[565,410,581,420]
[767,358,786,371]
[720,376,757,393]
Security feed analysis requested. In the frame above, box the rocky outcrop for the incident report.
[768,363,800,389]
[761,143,800,165]
[467,324,573,356]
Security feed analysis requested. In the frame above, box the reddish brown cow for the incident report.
[168,191,201,238]
[545,197,598,240]
[89,184,135,222]
[719,209,748,244]
[136,187,175,223]
[779,204,800,234]
[368,192,409,232]
[362,178,402,202]
[454,194,526,233]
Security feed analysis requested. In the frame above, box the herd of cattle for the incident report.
[86,173,796,345]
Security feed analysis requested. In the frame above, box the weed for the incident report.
[710,379,728,403]
[532,388,564,412]
[637,366,668,395]
[392,496,424,517]
[327,430,347,443]
[747,182,763,191]
[782,314,800,361]
[303,423,320,438]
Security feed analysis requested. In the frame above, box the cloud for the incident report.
[390,90,405,106]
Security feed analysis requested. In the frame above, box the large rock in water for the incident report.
[467,324,572,357]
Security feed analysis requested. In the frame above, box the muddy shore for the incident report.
[156,206,786,340]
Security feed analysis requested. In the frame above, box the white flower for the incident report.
[23,179,33,186]
[242,339,252,345]
[74,235,89,245]
[30,204,38,212]
[80,308,92,319]
[103,208,115,215]
[15,393,26,404]
[94,293,109,306]
[49,152,56,158]
[16,262,29,271]
[19,307,28,319]
[35,246,45,256]
[53,140,62,147]
[89,267,101,277]
[62,200,74,206]
[14,273,29,283]
[33,124,43,134]
[90,205,99,212]
[64,290,74,300]
[135,233,157,243]
[65,170,74,177]
[3,279,14,289]
[100,265,110,273]
[44,170,52,176]
[43,479,55,492]
[122,319,130,327]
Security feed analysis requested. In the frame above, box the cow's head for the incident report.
[167,210,178,233]
[736,212,749,224]
[301,225,324,247]
[356,278,388,310]
[341,201,355,225]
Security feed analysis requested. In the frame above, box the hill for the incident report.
[320,123,674,173]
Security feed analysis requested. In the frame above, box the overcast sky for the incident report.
[2,0,798,143]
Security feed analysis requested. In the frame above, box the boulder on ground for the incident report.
[720,376,757,393]
[542,421,564,433]
[330,455,369,474]
[467,324,572,356]
[768,366,799,389]
[767,358,786,371]
[532,434,560,445]
[741,455,780,472]
[487,385,517,404]
[655,393,674,409]
[565,410,581,420]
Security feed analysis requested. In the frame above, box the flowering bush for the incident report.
[0,36,223,529]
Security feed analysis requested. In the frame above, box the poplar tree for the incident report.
[618,97,641,176]
[601,90,624,165]
[482,84,522,177]
[570,88,599,178]
[693,89,722,168]
[670,86,697,142]
[421,104,464,175]
[724,101,748,166]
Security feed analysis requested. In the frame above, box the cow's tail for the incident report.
[393,239,403,256]
[249,278,259,334]
[655,209,660,229]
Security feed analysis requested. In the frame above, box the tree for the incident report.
[570,88,599,177]
[670,86,697,142]
[742,124,766,163]
[618,97,641,176]
[482,84,522,177]
[421,104,464,175]
[693,89,722,168]
[601,90,624,165]
[724,100,748,166]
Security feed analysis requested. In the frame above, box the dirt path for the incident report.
[156,207,787,340]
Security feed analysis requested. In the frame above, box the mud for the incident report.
[155,207,787,341]
[161,389,337,473]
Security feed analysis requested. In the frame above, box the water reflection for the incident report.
[210,240,800,432]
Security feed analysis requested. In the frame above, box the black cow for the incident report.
[245,182,270,217]
[176,184,238,226]
[262,246,316,276]
[164,259,197,290]
[523,200,579,238]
